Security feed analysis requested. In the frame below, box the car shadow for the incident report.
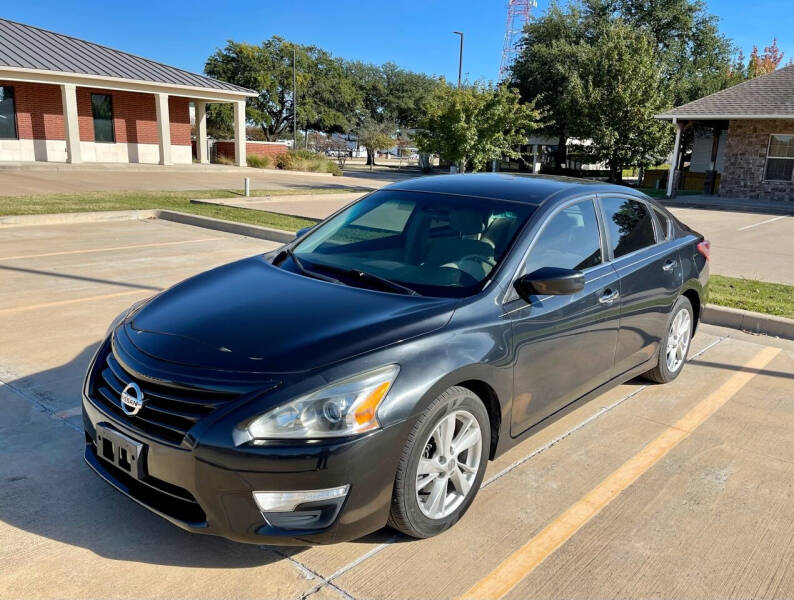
[0,344,395,569]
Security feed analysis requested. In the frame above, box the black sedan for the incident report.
[82,174,709,544]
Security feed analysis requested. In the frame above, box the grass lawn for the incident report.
[0,188,355,231]
[709,275,794,319]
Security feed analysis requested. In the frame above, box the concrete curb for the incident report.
[0,208,297,244]
[0,209,158,227]
[154,210,296,244]
[702,305,794,340]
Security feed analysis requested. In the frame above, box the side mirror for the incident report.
[514,267,585,300]
[295,226,313,239]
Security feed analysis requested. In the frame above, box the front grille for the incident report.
[90,349,236,444]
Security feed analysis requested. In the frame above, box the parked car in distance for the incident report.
[82,174,709,544]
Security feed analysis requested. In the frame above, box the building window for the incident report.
[91,93,115,143]
[0,86,17,139]
[764,134,794,182]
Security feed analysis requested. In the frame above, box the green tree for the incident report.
[415,82,540,173]
[576,21,673,182]
[358,118,395,169]
[205,37,359,140]
[511,0,734,173]
[509,2,589,171]
[582,0,734,107]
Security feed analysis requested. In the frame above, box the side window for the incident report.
[652,206,672,241]
[0,86,17,140]
[91,93,115,143]
[600,198,656,259]
[524,200,602,274]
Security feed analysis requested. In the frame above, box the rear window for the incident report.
[600,197,657,259]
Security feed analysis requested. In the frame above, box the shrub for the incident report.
[246,154,271,169]
[214,154,234,165]
[274,150,342,176]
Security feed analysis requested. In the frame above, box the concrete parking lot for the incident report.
[1,218,793,599]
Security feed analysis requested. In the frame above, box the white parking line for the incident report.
[737,216,786,231]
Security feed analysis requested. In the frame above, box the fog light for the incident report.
[253,485,350,531]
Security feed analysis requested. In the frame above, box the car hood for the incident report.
[123,256,457,374]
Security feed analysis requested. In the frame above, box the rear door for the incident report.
[507,197,621,436]
[597,195,683,376]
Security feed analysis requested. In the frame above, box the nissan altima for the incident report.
[82,174,709,544]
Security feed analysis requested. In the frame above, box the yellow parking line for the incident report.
[0,289,150,315]
[0,237,223,261]
[461,345,781,600]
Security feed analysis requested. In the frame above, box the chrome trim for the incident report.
[598,289,620,305]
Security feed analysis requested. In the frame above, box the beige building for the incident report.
[0,18,256,166]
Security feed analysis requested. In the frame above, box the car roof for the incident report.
[386,173,648,206]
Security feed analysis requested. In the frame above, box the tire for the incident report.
[643,295,694,383]
[388,386,490,538]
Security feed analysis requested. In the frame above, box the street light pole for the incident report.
[292,46,298,150]
[453,31,464,88]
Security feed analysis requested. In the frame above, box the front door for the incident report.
[508,197,621,437]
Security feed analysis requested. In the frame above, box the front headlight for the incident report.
[235,365,400,443]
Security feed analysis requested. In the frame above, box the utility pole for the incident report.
[453,31,464,88]
[292,46,298,150]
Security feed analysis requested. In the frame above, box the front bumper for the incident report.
[82,393,407,545]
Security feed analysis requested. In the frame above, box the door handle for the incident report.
[598,289,619,305]
[662,259,677,272]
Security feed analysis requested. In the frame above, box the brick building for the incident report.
[657,65,794,200]
[0,18,256,166]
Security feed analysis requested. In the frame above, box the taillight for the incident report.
[697,240,710,262]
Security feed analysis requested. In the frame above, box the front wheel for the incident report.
[643,295,693,383]
[388,386,490,538]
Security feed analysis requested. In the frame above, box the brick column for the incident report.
[60,84,82,164]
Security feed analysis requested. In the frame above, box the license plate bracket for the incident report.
[96,423,146,480]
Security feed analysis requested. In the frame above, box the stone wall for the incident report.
[721,119,794,200]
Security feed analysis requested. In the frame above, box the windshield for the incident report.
[288,189,534,297]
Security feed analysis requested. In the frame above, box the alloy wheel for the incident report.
[665,308,691,373]
[415,410,483,520]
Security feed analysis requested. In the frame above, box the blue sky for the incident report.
[3,0,792,82]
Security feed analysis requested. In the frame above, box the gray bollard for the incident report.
[244,177,250,197]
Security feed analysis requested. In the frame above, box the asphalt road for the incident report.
[1,219,793,599]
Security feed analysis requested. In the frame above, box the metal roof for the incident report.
[657,65,794,120]
[0,18,256,95]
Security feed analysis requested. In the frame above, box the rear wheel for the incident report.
[643,296,693,383]
[388,386,490,538]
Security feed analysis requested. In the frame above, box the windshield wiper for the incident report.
[310,261,421,296]
[285,248,343,285]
